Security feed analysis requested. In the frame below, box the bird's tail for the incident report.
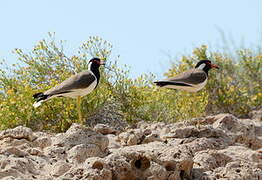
[154,81,192,87]
[154,81,169,87]
[33,92,49,108]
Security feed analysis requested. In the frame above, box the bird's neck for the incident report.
[90,65,100,82]
[202,67,210,76]
[203,68,209,76]
[197,64,209,76]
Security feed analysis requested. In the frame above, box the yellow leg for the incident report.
[77,96,82,124]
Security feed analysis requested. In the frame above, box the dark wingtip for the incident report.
[154,81,192,87]
[33,92,44,99]
[154,81,166,87]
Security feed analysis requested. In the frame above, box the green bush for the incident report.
[0,35,261,132]
[165,45,262,116]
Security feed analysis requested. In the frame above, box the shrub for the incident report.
[165,45,262,117]
[0,36,261,132]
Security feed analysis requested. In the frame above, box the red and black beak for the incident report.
[99,60,106,65]
[211,63,219,69]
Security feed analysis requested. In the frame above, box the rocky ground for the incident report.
[0,110,261,180]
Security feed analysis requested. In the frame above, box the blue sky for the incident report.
[0,0,262,78]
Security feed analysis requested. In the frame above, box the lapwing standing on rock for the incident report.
[33,57,105,123]
[154,60,219,92]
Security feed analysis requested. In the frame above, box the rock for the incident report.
[105,153,136,179]
[1,176,17,180]
[0,157,39,179]
[193,150,232,171]
[142,131,162,144]
[118,128,144,146]
[34,136,52,149]
[150,122,166,131]
[27,148,42,156]
[213,114,262,149]
[193,146,262,180]
[218,146,262,166]
[52,123,108,153]
[143,162,167,180]
[161,125,230,142]
[0,111,261,179]
[86,101,128,131]
[205,161,262,180]
[156,145,193,179]
[60,157,112,180]
[83,157,112,179]
[94,123,117,135]
[249,109,262,121]
[136,121,150,129]
[68,144,102,163]
[106,134,121,150]
[0,147,28,157]
[0,138,30,148]
[0,126,36,141]
[44,146,67,160]
[212,113,239,129]
[51,161,71,177]
[0,169,23,179]
[199,113,235,125]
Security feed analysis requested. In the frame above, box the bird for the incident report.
[154,60,219,92]
[33,57,105,123]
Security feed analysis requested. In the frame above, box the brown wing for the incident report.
[165,69,207,85]
[44,71,96,96]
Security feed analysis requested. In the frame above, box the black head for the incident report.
[88,58,105,83]
[88,57,105,73]
[195,60,219,74]
[89,58,105,67]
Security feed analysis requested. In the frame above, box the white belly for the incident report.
[59,79,97,98]
[165,79,207,92]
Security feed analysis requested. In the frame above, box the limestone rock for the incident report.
[34,136,52,149]
[0,111,261,179]
[0,126,36,141]
[204,161,262,180]
[106,134,121,150]
[193,150,232,172]
[118,128,144,146]
[68,144,102,163]
[0,147,28,157]
[51,161,71,177]
[52,123,108,152]
[213,114,262,149]
[249,109,262,121]
[94,123,117,135]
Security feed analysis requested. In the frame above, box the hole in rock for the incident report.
[180,170,185,179]
[173,152,180,158]
[164,162,176,171]
[135,159,141,169]
[134,157,150,170]
[92,161,104,170]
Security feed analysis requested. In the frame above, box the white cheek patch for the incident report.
[197,63,206,70]
[88,62,92,70]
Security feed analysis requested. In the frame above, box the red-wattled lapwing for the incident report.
[33,57,105,123]
[154,60,219,92]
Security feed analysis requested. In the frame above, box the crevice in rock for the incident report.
[92,161,104,170]
[133,156,150,170]
[164,161,176,171]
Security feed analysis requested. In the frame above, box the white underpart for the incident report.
[33,101,43,108]
[164,78,208,92]
[60,78,97,98]
[197,63,206,70]
[33,73,97,108]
